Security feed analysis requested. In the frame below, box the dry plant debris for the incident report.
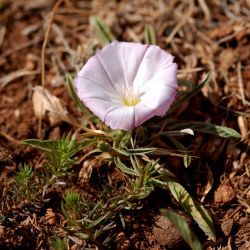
[0,0,249,249]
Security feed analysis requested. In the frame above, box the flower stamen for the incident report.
[122,87,140,106]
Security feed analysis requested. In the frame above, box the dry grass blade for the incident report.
[197,0,211,22]
[166,0,194,44]
[237,61,246,106]
[41,0,63,87]
[0,69,39,87]
[0,25,6,47]
[237,115,248,139]
[32,87,46,137]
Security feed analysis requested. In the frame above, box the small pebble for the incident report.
[214,184,235,205]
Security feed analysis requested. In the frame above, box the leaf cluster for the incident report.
[23,134,94,178]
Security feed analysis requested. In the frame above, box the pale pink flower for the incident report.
[74,41,177,131]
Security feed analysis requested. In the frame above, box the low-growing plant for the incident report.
[23,134,96,180]
[51,237,68,250]
[20,18,241,250]
[13,164,36,201]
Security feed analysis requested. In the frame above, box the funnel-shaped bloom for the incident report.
[74,41,177,131]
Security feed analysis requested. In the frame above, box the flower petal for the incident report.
[133,62,177,127]
[95,41,149,88]
[116,42,149,86]
[74,75,121,103]
[133,45,176,92]
[104,106,135,130]
[142,63,178,92]
[83,97,121,121]
[76,54,118,95]
[134,85,176,127]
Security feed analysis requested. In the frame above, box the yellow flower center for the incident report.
[123,96,140,106]
[122,88,140,106]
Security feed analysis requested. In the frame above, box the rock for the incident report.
[153,215,183,248]
[214,184,235,206]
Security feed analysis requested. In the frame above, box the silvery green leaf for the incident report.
[22,139,54,152]
[90,16,115,47]
[180,128,194,136]
[161,129,194,137]
[65,73,90,116]
[145,25,156,44]
[114,157,139,176]
[166,178,216,241]
[22,138,96,152]
[183,154,192,168]
[113,147,156,156]
[172,122,241,138]
[160,209,203,250]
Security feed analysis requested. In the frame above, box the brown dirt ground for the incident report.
[0,0,250,249]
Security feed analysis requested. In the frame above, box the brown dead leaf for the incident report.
[221,219,234,237]
[78,159,94,185]
[32,87,45,120]
[45,208,56,225]
[33,86,78,126]
[219,49,236,78]
[68,235,83,246]
[22,0,52,10]
[208,24,233,39]
[238,116,248,139]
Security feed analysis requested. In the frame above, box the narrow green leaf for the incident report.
[169,74,209,114]
[130,155,141,174]
[65,73,91,116]
[178,81,193,87]
[51,237,69,250]
[90,16,115,47]
[161,129,194,137]
[113,148,130,157]
[78,138,98,149]
[87,212,111,229]
[145,25,156,44]
[167,136,192,168]
[113,147,156,156]
[171,122,241,138]
[114,156,139,176]
[22,139,54,152]
[22,138,96,152]
[125,147,156,155]
[160,209,203,250]
[165,178,216,241]
[113,130,131,148]
[183,154,192,168]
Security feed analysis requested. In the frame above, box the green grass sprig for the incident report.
[13,164,36,201]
